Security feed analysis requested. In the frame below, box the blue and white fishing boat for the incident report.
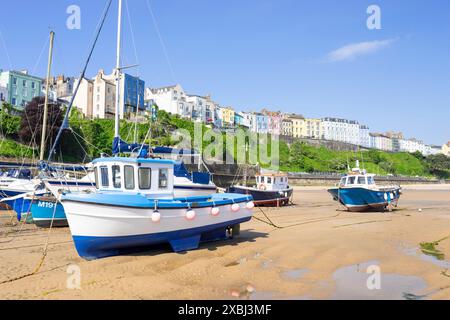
[40,0,255,259]
[328,161,402,212]
[58,156,254,259]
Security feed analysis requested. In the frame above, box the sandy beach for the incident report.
[0,185,449,300]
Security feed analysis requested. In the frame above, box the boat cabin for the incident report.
[92,157,176,199]
[255,173,289,191]
[339,173,376,188]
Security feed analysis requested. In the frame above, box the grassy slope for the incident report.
[0,139,36,159]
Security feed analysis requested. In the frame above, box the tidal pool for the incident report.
[331,261,428,300]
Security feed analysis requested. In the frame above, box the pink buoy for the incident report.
[151,211,161,223]
[211,207,220,216]
[246,201,255,210]
[231,203,240,212]
[186,209,196,220]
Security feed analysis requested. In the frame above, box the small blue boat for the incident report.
[30,196,68,228]
[328,163,402,212]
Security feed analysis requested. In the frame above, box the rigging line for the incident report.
[124,0,140,66]
[48,0,113,162]
[31,34,50,76]
[0,27,12,69]
[125,0,141,143]
[71,129,111,157]
[69,128,90,160]
[145,0,177,83]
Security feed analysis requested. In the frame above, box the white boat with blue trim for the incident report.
[58,156,254,260]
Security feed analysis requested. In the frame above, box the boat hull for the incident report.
[60,193,254,260]
[227,186,293,207]
[31,198,68,228]
[0,189,33,221]
[328,187,401,212]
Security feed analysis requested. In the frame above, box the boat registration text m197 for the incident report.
[37,201,55,209]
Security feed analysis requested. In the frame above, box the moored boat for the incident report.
[328,163,402,212]
[59,157,255,259]
[228,172,293,207]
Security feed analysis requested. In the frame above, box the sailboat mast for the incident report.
[40,31,55,161]
[114,0,123,138]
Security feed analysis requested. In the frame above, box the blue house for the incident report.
[255,113,269,133]
[123,73,145,114]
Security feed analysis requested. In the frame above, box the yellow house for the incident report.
[287,114,305,138]
[220,107,235,127]
[443,142,450,157]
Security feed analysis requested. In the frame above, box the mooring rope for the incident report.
[253,205,344,230]
[0,191,36,244]
[0,198,58,285]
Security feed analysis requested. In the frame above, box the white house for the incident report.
[322,117,362,146]
[185,94,217,124]
[398,138,427,154]
[145,84,192,119]
[92,70,116,119]
[72,78,94,118]
[370,133,393,152]
[359,125,371,148]
[242,112,257,133]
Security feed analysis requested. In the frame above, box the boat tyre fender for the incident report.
[259,184,267,191]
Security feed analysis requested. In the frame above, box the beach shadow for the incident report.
[203,229,269,252]
[125,229,268,257]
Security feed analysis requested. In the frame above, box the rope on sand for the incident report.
[253,205,344,230]
[0,192,37,244]
[0,199,58,285]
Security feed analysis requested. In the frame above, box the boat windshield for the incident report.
[347,176,356,185]
[357,176,366,185]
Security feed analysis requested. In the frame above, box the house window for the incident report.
[11,98,16,105]
[112,165,121,188]
[12,78,17,85]
[23,80,27,87]
[138,168,152,190]
[100,166,109,187]
[31,82,35,89]
[159,169,168,189]
[124,166,135,190]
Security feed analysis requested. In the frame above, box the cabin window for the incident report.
[367,176,375,185]
[94,167,99,189]
[100,166,109,187]
[112,165,121,188]
[340,178,346,186]
[124,166,135,190]
[357,176,366,184]
[347,176,356,185]
[159,169,168,189]
[267,177,272,184]
[139,168,152,190]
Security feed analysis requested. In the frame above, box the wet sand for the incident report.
[0,186,449,300]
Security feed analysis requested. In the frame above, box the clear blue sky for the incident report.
[0,0,449,145]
